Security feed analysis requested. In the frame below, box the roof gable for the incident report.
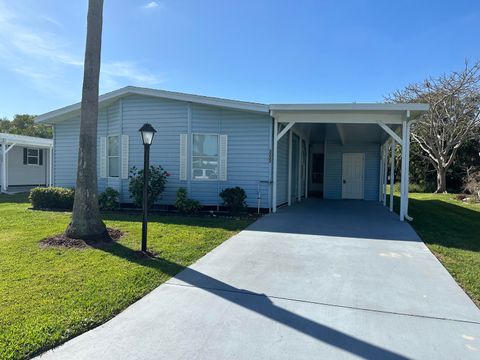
[35,86,270,124]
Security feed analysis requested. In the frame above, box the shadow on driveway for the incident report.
[89,239,409,360]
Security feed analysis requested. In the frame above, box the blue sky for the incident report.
[0,0,479,118]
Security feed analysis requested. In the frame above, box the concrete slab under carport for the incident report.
[38,199,480,360]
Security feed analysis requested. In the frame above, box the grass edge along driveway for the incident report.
[0,194,253,360]
[396,193,480,309]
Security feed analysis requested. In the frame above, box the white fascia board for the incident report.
[0,133,53,148]
[272,111,405,124]
[269,103,429,112]
[35,86,270,124]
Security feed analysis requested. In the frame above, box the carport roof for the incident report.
[269,103,428,116]
[0,133,53,148]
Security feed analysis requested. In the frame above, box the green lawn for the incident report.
[397,193,480,308]
[0,194,253,360]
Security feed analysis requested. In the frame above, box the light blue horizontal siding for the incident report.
[53,94,272,208]
[324,142,380,200]
[53,117,80,188]
[190,104,271,208]
[120,95,188,204]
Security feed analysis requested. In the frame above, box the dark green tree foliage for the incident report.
[408,138,480,193]
[0,114,52,138]
[128,166,170,209]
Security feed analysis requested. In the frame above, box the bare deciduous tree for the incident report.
[388,61,480,193]
[66,0,107,238]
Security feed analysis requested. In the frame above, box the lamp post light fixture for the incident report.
[139,123,157,252]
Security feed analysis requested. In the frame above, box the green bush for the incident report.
[128,165,170,209]
[175,188,201,215]
[99,187,120,211]
[392,182,429,193]
[29,187,75,210]
[219,187,247,215]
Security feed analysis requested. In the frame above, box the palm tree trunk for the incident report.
[66,0,107,239]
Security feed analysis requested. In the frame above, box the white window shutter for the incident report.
[219,134,228,181]
[179,134,187,180]
[121,135,129,179]
[100,136,107,178]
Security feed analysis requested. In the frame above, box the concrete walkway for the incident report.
[39,200,480,360]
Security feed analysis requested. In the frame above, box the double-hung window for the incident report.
[107,136,120,177]
[192,134,218,180]
[26,148,40,165]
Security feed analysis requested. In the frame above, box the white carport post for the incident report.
[272,119,278,213]
[1,139,6,193]
[1,140,16,193]
[297,137,301,201]
[287,130,292,206]
[378,144,384,202]
[389,141,395,212]
[305,142,310,199]
[383,143,388,206]
[49,146,53,186]
[399,118,412,221]
[272,119,296,213]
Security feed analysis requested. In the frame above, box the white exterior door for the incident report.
[342,153,364,199]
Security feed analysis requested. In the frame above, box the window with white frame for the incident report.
[192,134,218,180]
[107,136,120,177]
[26,148,40,165]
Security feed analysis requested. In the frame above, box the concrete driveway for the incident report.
[39,200,480,360]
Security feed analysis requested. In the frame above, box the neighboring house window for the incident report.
[24,148,42,166]
[192,134,218,180]
[108,136,120,177]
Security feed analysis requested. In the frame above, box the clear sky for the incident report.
[0,0,479,118]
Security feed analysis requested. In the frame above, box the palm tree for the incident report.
[66,0,107,239]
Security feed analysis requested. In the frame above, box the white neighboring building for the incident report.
[0,133,53,193]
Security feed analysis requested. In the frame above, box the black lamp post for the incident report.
[139,123,157,252]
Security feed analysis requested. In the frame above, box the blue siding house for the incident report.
[35,87,428,221]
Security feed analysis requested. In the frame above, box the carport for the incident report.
[0,133,54,193]
[269,103,429,221]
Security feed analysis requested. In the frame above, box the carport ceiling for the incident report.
[299,123,399,144]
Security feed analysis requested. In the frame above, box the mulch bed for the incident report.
[40,228,124,249]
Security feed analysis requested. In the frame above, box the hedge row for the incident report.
[29,187,75,210]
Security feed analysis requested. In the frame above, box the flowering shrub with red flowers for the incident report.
[128,165,170,209]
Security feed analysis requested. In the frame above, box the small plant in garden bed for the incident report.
[175,187,201,215]
[128,165,170,209]
[219,186,247,215]
[99,187,120,211]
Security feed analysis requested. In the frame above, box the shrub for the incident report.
[219,187,247,214]
[29,187,75,210]
[99,187,120,211]
[128,165,170,209]
[393,182,428,193]
[464,170,480,201]
[175,188,201,215]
